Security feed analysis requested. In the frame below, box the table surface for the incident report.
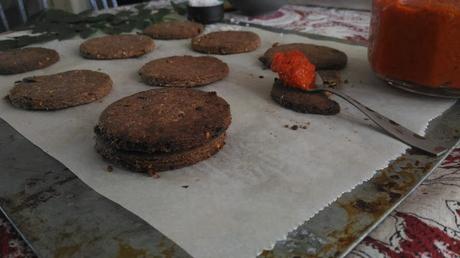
[1,4,460,258]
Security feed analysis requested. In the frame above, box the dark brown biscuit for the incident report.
[143,20,204,40]
[139,55,229,87]
[260,43,347,70]
[95,133,226,173]
[95,88,231,153]
[0,47,59,75]
[7,70,112,110]
[271,79,340,115]
[80,34,155,59]
[191,31,261,55]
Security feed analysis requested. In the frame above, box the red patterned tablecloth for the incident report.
[1,4,459,258]
[350,149,460,258]
[226,4,370,45]
[0,215,36,258]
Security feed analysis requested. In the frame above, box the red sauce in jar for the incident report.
[369,0,460,89]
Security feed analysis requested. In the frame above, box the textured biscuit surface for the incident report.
[96,133,226,173]
[80,34,155,59]
[8,70,112,110]
[143,20,204,39]
[0,47,59,75]
[139,55,229,87]
[191,31,261,55]
[95,88,231,153]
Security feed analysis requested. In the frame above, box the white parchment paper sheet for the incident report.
[0,25,455,258]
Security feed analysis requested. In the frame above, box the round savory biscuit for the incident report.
[271,79,340,115]
[8,70,112,110]
[95,133,226,173]
[139,55,229,87]
[143,20,204,40]
[80,34,155,59]
[191,31,261,55]
[260,43,347,70]
[95,88,231,153]
[0,47,59,75]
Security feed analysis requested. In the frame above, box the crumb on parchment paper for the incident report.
[148,170,160,178]
[284,121,310,130]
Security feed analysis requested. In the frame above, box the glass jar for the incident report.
[368,0,460,97]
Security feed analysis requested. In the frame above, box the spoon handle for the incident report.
[326,88,447,156]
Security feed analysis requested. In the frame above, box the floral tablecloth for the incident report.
[226,4,370,45]
[1,4,459,258]
[350,149,460,257]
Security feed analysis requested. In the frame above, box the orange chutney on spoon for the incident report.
[271,50,317,91]
[369,0,460,89]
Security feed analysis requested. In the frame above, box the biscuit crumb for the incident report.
[148,170,160,178]
[285,122,309,130]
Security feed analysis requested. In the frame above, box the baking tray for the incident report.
[258,102,460,258]
[0,24,459,258]
[1,101,458,258]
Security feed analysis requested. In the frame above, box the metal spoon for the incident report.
[313,74,447,156]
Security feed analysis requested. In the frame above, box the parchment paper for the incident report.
[0,25,455,258]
